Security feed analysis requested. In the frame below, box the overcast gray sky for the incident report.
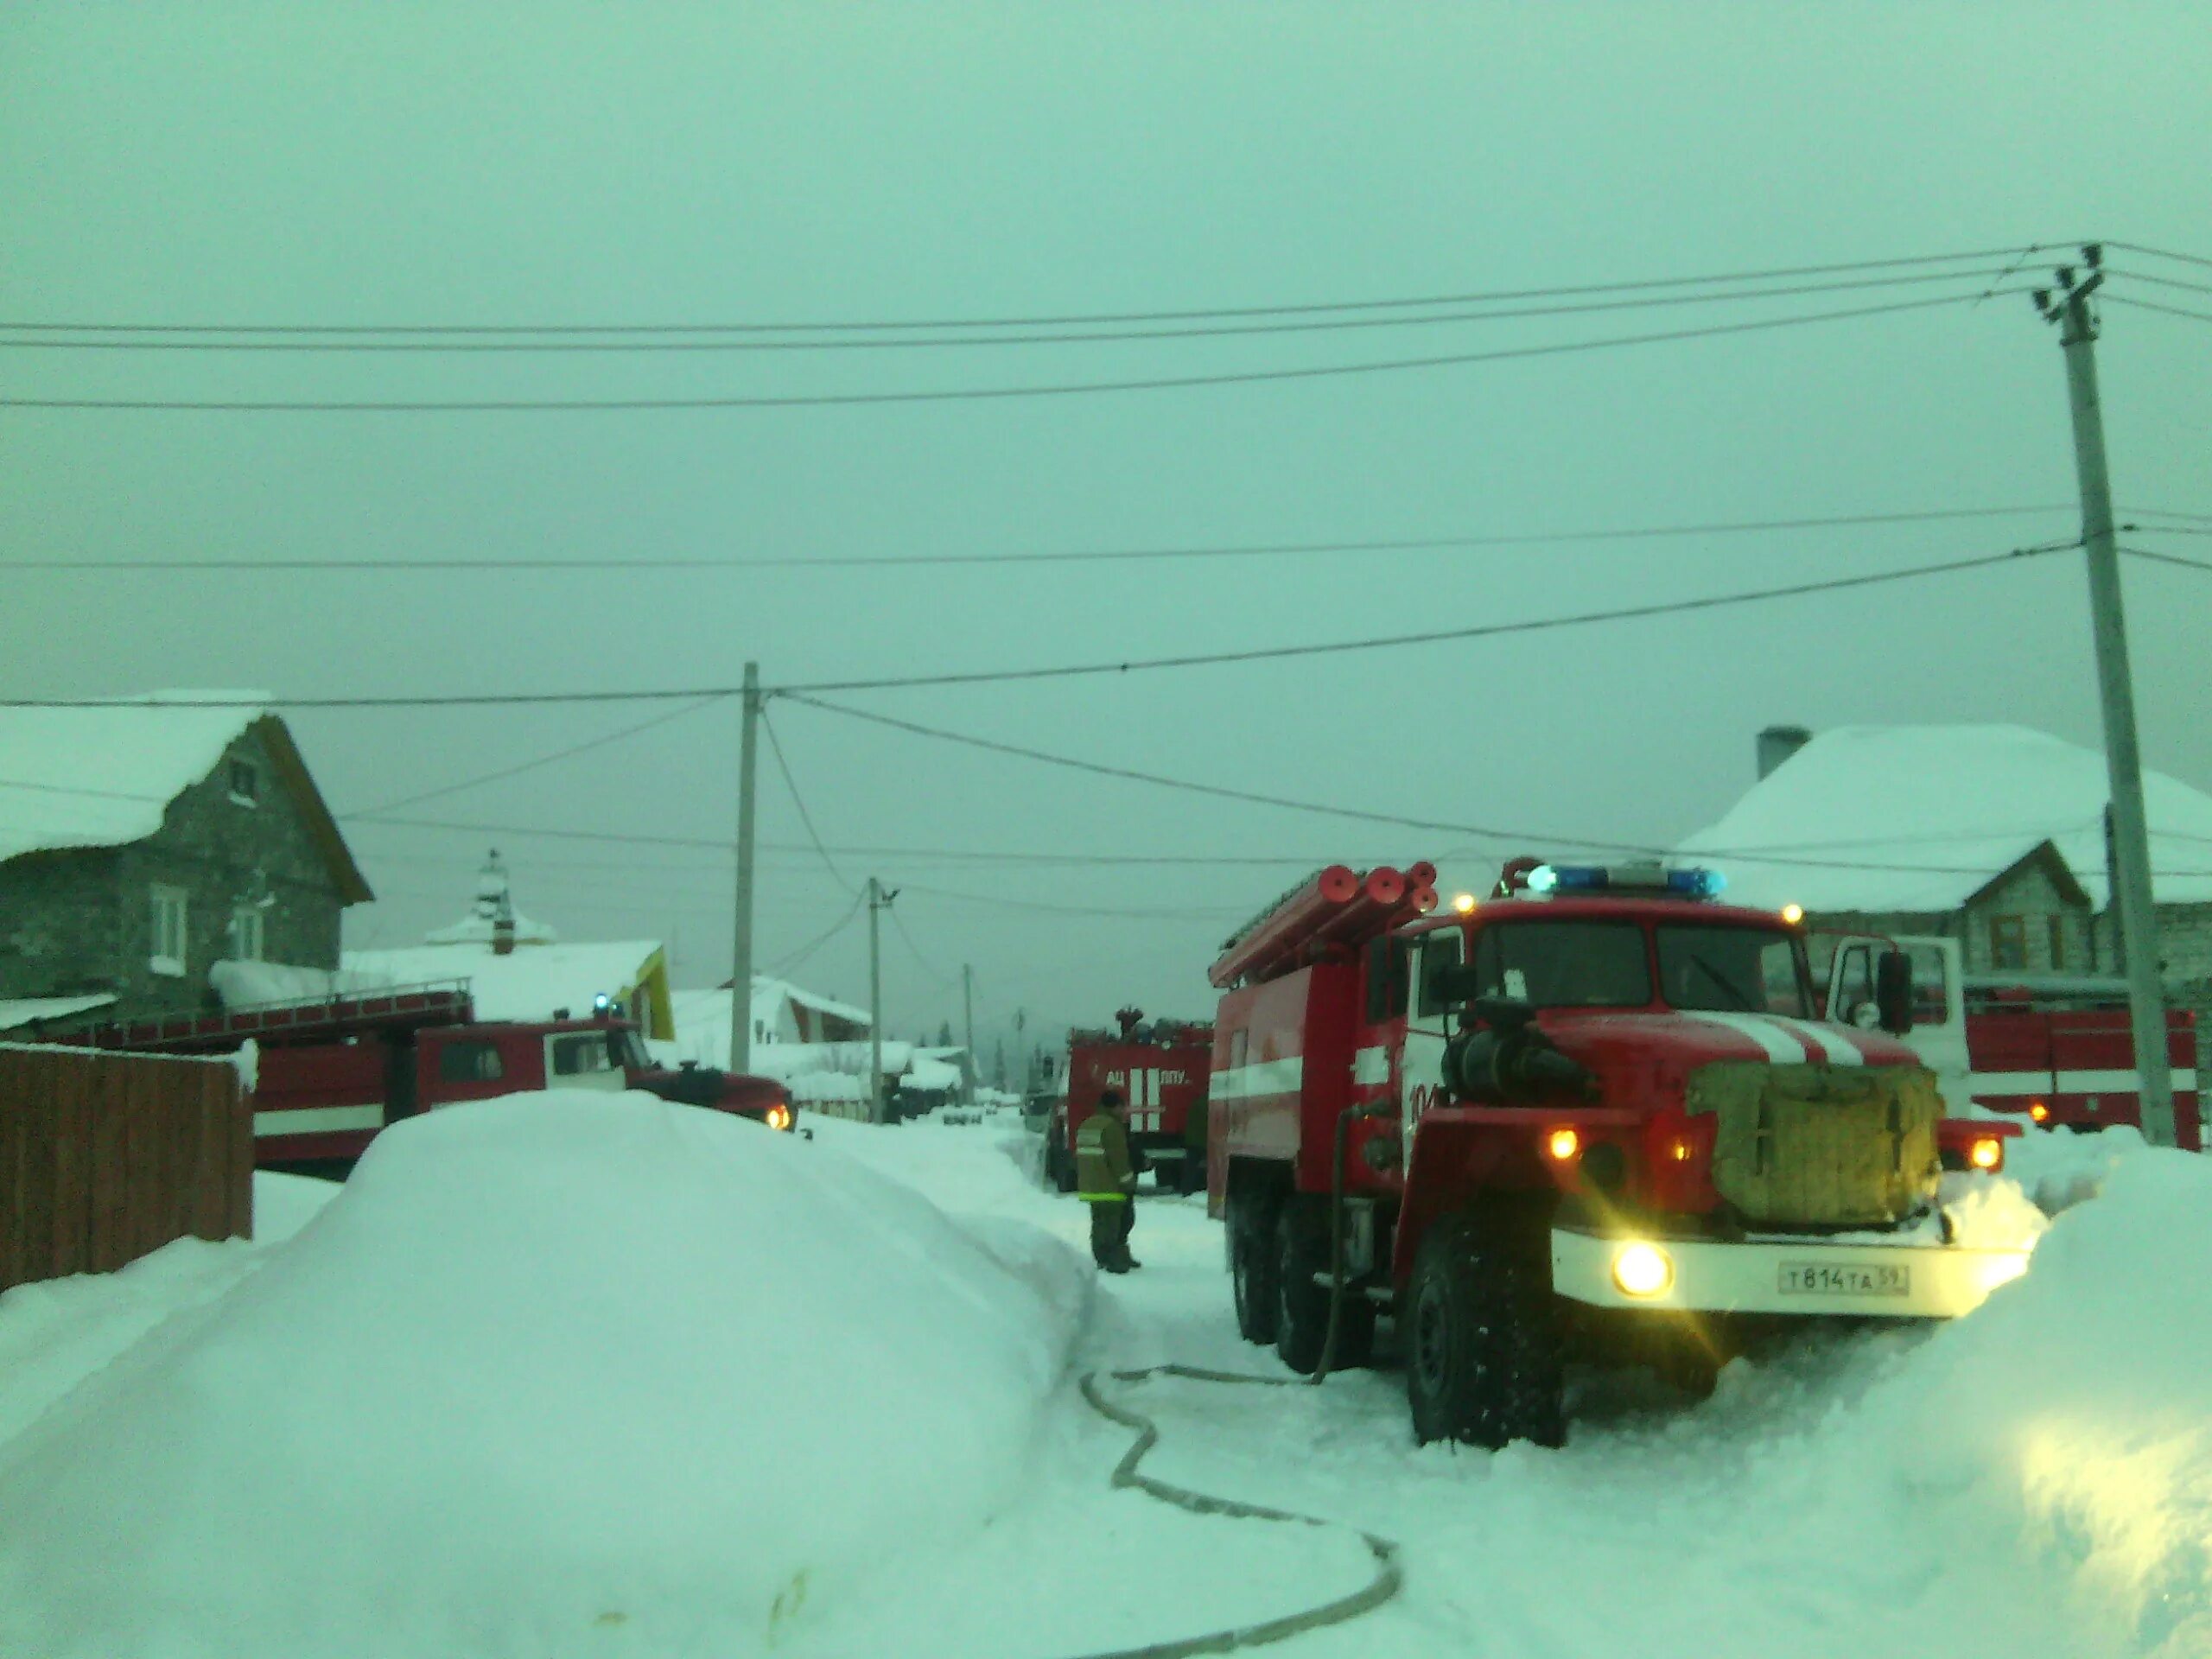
[4,3,2208,1063]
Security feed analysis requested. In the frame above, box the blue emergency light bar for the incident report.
[1526,863,1726,899]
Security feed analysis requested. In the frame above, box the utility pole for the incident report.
[866,879,898,1123]
[729,661,762,1075]
[962,963,976,1103]
[2037,247,2175,1146]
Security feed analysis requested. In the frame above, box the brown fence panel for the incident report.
[0,1045,248,1292]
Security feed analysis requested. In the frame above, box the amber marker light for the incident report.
[1452,892,1478,915]
[1780,903,1805,925]
[1968,1135,2003,1171]
[1546,1127,1581,1162]
[2029,1101,2050,1123]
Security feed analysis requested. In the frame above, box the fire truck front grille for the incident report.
[1685,1060,1942,1228]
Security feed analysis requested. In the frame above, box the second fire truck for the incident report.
[1207,859,2033,1448]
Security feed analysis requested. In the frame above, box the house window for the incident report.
[1988,915,2028,971]
[230,905,265,961]
[2047,916,2067,972]
[228,759,259,805]
[150,886,188,976]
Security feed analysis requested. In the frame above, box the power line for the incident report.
[2122,523,2212,537]
[2110,269,2212,297]
[885,905,956,985]
[768,888,868,977]
[0,245,2051,337]
[761,708,856,896]
[776,545,2070,694]
[2104,239,2212,273]
[901,882,1249,921]
[2124,505,2212,524]
[10,503,2075,573]
[2120,545,2212,575]
[340,695,728,816]
[0,291,2025,413]
[0,543,2071,711]
[0,269,2023,356]
[2103,296,2212,326]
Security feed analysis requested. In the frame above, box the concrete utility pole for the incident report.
[962,963,976,1103]
[866,879,896,1123]
[729,661,762,1075]
[2037,248,2175,1145]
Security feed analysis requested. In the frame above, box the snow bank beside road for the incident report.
[0,1092,1085,1659]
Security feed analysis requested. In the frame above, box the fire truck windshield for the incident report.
[1655,924,1810,1017]
[1468,921,1653,1008]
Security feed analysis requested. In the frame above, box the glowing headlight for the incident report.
[1546,1127,1581,1162]
[1968,1135,2003,1171]
[1611,1242,1674,1298]
[2029,1101,2050,1123]
[766,1103,793,1132]
[1780,903,1804,925]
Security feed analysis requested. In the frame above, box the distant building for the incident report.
[1680,724,2212,1083]
[338,853,674,1039]
[0,694,371,1033]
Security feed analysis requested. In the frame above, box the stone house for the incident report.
[0,695,371,1032]
[1678,724,2212,1084]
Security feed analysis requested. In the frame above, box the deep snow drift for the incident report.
[0,1093,1085,1658]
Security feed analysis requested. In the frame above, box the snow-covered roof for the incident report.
[0,693,269,865]
[209,960,391,1009]
[422,909,558,947]
[0,993,116,1033]
[900,1058,963,1093]
[751,976,870,1030]
[342,940,665,1025]
[0,692,371,902]
[1676,725,2212,912]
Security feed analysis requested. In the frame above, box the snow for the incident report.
[0,690,270,867]
[422,906,557,946]
[208,957,387,1008]
[342,939,664,1022]
[668,980,873,1065]
[5,1105,2208,1657]
[0,1093,1084,1659]
[1676,724,2212,911]
[901,1057,964,1092]
[0,992,115,1033]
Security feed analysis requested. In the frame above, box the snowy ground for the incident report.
[0,1104,2204,1657]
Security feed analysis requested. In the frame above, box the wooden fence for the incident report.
[0,1042,251,1294]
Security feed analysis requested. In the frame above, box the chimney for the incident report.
[493,912,516,956]
[1757,725,1811,781]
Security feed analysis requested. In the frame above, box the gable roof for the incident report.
[0,694,372,904]
[342,939,671,1034]
[1676,725,2212,912]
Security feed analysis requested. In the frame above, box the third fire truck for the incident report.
[1208,859,2031,1448]
[1045,1009,1214,1195]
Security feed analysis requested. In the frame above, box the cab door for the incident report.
[1398,929,1464,1167]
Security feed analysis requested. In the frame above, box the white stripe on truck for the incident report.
[254,1104,385,1137]
[1209,1058,1305,1101]
[1969,1069,2198,1096]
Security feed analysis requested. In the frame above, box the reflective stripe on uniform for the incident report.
[1076,1192,1130,1203]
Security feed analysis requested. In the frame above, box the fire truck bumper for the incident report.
[1549,1225,2032,1320]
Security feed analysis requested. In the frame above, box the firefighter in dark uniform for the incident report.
[1076,1088,1141,1272]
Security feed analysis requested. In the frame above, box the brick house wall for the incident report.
[0,723,351,1024]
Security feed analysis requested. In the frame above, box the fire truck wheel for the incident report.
[1275,1202,1371,1373]
[1405,1211,1565,1450]
[1230,1196,1281,1344]
[1051,1144,1077,1193]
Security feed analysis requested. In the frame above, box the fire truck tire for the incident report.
[1275,1202,1370,1372]
[1051,1141,1077,1192]
[1404,1211,1565,1450]
[1230,1195,1280,1344]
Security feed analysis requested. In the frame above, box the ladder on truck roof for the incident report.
[62,980,476,1054]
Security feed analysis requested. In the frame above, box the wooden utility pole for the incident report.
[2037,248,2174,1145]
[729,662,761,1074]
[962,963,976,1103]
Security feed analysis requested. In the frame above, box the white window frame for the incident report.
[150,885,189,976]
[231,904,265,962]
[228,758,259,807]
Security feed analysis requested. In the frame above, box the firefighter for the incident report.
[1075,1088,1141,1273]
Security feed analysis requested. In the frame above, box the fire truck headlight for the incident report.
[1968,1135,2004,1171]
[1611,1242,1674,1298]
[766,1103,793,1132]
[1545,1127,1580,1162]
[1780,903,1804,925]
[1452,892,1478,915]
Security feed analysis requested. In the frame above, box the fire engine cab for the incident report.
[1209,858,2032,1449]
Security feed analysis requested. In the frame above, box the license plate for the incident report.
[1778,1262,1910,1297]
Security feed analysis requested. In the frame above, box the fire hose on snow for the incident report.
[1072,1365,1403,1659]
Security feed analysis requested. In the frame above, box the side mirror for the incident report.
[1431,963,1486,1005]
[1875,950,1914,1036]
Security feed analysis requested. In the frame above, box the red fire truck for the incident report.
[1044,1009,1214,1195]
[1208,859,2030,1448]
[55,981,795,1176]
[1823,933,2201,1148]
